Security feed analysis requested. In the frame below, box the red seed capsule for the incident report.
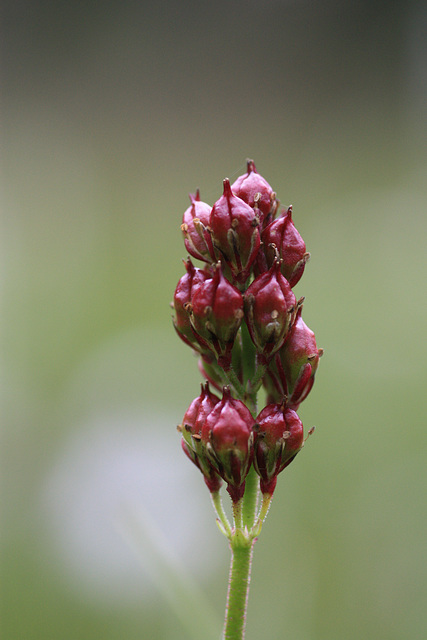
[254,403,304,495]
[172,258,212,352]
[201,386,254,502]
[262,206,310,287]
[189,262,244,369]
[230,159,276,224]
[209,179,261,287]
[244,259,296,363]
[181,190,214,263]
[264,306,323,408]
[179,383,222,493]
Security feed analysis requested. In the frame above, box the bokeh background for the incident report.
[2,1,427,638]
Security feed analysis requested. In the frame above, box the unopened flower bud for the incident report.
[181,381,220,439]
[172,258,212,352]
[262,206,310,287]
[253,403,304,495]
[181,190,214,263]
[209,179,261,286]
[265,307,323,408]
[189,262,244,369]
[179,383,222,492]
[201,386,254,502]
[180,439,222,493]
[230,159,277,225]
[244,259,296,363]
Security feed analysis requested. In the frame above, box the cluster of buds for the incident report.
[174,160,322,506]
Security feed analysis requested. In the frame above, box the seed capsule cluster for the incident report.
[174,160,322,501]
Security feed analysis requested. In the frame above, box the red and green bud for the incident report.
[179,383,222,493]
[262,206,310,287]
[180,381,220,438]
[201,386,254,502]
[181,190,214,263]
[253,403,304,496]
[264,307,323,408]
[188,262,244,369]
[180,439,222,493]
[172,258,213,352]
[244,259,297,363]
[209,179,261,287]
[230,159,277,225]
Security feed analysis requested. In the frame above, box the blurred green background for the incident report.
[2,1,427,638]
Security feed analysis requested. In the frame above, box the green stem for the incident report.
[223,540,254,640]
[224,366,246,398]
[211,491,232,537]
[257,492,273,524]
[250,492,273,537]
[248,360,267,395]
[232,497,244,530]
[242,465,259,530]
[241,321,256,386]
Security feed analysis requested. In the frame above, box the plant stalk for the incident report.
[223,539,254,640]
[242,466,259,530]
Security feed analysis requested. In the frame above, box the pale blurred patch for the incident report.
[37,331,224,608]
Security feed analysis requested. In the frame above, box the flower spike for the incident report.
[172,160,323,639]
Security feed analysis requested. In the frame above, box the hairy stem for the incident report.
[241,321,256,386]
[248,359,267,395]
[211,491,232,537]
[241,466,259,530]
[232,497,244,530]
[251,492,273,537]
[223,540,254,640]
[224,366,246,398]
